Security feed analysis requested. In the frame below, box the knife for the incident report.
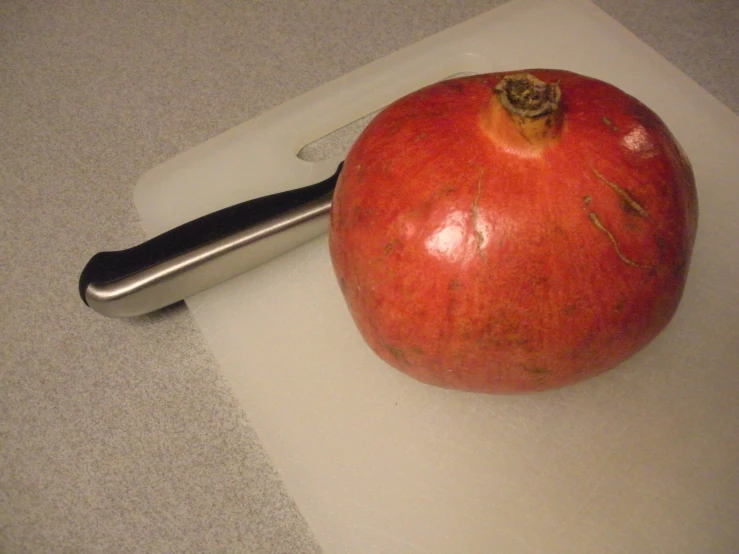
[79,162,343,318]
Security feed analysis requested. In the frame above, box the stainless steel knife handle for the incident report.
[79,162,342,317]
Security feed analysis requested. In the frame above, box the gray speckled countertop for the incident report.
[2,1,737,552]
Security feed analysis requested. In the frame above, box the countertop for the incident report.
[2,1,737,552]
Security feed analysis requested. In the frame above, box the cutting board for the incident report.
[134,0,739,552]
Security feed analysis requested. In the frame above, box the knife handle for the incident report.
[79,162,342,318]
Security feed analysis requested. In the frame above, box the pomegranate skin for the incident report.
[329,69,697,394]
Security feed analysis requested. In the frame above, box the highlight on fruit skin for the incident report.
[329,69,698,394]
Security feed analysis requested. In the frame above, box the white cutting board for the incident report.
[134,0,739,552]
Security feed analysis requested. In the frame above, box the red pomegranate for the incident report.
[329,69,697,393]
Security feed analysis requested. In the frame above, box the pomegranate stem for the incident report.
[494,73,562,145]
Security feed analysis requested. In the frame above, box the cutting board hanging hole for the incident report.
[296,71,479,163]
[296,109,381,162]
[442,71,479,80]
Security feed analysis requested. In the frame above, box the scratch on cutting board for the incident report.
[549,474,604,540]
[188,297,209,316]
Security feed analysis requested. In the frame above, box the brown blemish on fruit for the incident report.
[591,167,648,217]
[425,183,457,207]
[471,169,486,258]
[445,79,468,92]
[673,259,687,278]
[602,116,618,131]
[337,275,348,293]
[588,211,651,269]
[521,365,552,386]
[523,365,551,375]
[479,314,531,349]
[387,345,409,365]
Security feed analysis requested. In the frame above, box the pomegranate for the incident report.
[329,69,697,393]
